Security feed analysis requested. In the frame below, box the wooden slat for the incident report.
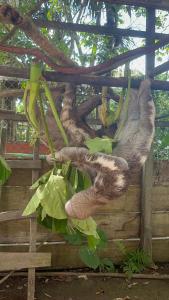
[0,185,140,212]
[28,140,40,300]
[7,160,41,169]
[0,109,27,122]
[100,0,169,10]
[1,238,169,268]
[0,186,31,210]
[0,253,51,271]
[0,210,28,222]
[140,150,153,258]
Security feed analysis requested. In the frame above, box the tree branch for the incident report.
[1,5,169,76]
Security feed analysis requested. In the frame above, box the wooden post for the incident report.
[27,139,40,300]
[140,8,155,259]
[0,124,6,199]
[140,149,154,258]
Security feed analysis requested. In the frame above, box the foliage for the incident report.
[117,241,151,278]
[85,136,114,154]
[0,155,11,185]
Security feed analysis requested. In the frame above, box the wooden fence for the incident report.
[0,159,169,268]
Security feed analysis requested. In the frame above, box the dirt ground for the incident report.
[0,275,169,300]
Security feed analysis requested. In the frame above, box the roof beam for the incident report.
[97,0,169,10]
[34,20,169,40]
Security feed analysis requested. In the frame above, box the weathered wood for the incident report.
[3,271,169,280]
[140,150,154,258]
[0,210,28,222]
[146,8,155,76]
[34,19,169,40]
[0,109,27,122]
[28,140,40,300]
[0,253,51,271]
[2,65,169,90]
[7,159,41,169]
[99,0,169,10]
[1,238,169,267]
[0,126,6,204]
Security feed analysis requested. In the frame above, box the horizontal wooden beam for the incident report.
[1,66,169,91]
[0,210,29,222]
[7,160,42,169]
[0,109,27,122]
[35,19,169,40]
[98,0,169,10]
[0,253,51,271]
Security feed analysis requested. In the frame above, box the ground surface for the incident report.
[0,275,169,300]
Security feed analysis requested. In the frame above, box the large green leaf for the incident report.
[22,184,44,216]
[40,173,68,219]
[85,137,113,154]
[0,156,11,185]
[72,217,99,239]
[79,246,100,269]
[30,170,52,190]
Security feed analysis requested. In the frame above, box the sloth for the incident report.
[46,79,155,219]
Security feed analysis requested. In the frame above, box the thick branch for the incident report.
[0,5,75,67]
[77,91,119,118]
[1,5,169,76]
[0,0,48,44]
[0,44,68,71]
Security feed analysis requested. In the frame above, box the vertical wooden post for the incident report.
[0,123,6,199]
[140,8,155,259]
[140,149,154,257]
[27,139,39,300]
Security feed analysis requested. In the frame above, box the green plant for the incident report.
[117,242,151,278]
[0,155,11,185]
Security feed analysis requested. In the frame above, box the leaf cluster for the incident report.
[117,242,151,278]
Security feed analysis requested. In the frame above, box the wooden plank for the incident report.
[1,238,169,267]
[0,109,27,122]
[99,0,169,10]
[7,160,41,169]
[0,210,28,222]
[28,140,40,300]
[0,186,31,210]
[146,8,155,76]
[3,65,169,91]
[140,150,154,258]
[0,253,51,271]
[0,185,140,212]
[1,211,169,244]
[35,19,169,40]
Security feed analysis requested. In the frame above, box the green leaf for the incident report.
[87,235,100,250]
[0,156,11,185]
[40,173,68,219]
[30,170,52,190]
[100,258,115,272]
[79,246,100,269]
[72,217,99,239]
[64,230,83,245]
[22,185,44,216]
[37,206,68,233]
[85,137,113,154]
[96,228,108,249]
